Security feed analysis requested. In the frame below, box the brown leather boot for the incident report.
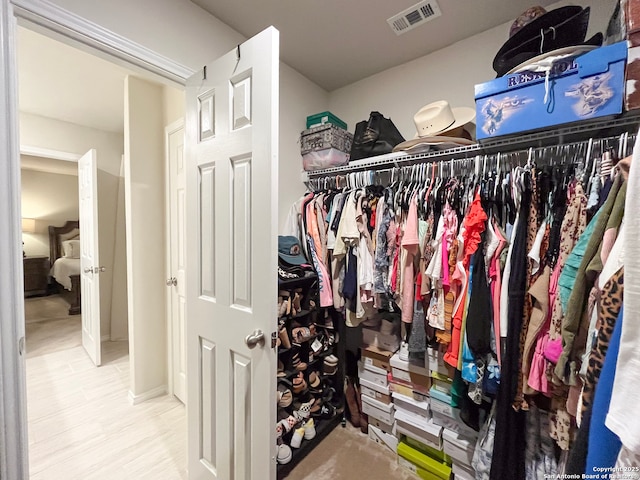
[345,377,361,428]
[354,383,368,434]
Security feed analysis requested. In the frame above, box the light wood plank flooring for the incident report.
[24,295,416,480]
[25,295,187,480]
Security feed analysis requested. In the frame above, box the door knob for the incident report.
[97,266,106,273]
[83,267,93,274]
[245,329,265,349]
[166,277,177,287]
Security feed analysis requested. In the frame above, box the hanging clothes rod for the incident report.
[305,132,636,192]
[304,112,640,180]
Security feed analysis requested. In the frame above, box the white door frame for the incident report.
[164,117,185,401]
[0,0,194,477]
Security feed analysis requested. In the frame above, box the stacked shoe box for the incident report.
[427,349,478,479]
[431,390,478,480]
[389,353,452,477]
[397,435,452,480]
[359,346,397,452]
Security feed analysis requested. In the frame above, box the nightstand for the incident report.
[24,256,49,297]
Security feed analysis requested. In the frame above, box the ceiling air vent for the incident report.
[387,0,442,36]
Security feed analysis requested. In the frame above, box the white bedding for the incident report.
[50,257,81,291]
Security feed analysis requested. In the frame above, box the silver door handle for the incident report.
[245,329,265,349]
[84,267,93,274]
[166,277,177,287]
[97,266,106,273]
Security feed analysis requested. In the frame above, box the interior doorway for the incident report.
[16,22,187,478]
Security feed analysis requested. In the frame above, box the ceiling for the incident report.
[191,0,559,91]
[17,26,133,133]
[15,1,567,135]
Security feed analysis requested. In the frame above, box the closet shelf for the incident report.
[303,110,640,178]
[276,415,343,478]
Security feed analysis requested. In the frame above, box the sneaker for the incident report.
[323,354,338,375]
[311,402,336,420]
[290,426,305,448]
[399,341,409,361]
[277,444,292,464]
[294,399,315,421]
[303,418,316,440]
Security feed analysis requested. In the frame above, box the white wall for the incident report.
[162,85,185,128]
[124,76,166,399]
[110,156,128,341]
[279,64,329,230]
[20,166,78,257]
[44,0,328,232]
[328,0,619,140]
[19,113,126,339]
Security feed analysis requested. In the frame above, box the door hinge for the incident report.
[271,331,277,349]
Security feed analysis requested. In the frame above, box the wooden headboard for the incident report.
[48,221,79,267]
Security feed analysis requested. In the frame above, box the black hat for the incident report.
[493,6,599,77]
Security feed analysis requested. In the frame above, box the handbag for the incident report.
[349,111,405,161]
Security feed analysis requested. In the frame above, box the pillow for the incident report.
[61,239,81,259]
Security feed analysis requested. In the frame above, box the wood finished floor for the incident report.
[24,295,415,480]
[25,295,187,480]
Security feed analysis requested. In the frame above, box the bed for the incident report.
[48,221,81,315]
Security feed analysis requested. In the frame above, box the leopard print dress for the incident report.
[581,267,624,415]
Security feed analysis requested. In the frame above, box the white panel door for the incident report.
[167,121,187,404]
[186,27,279,480]
[78,149,102,366]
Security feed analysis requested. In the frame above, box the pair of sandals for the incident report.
[278,289,304,318]
[291,325,316,344]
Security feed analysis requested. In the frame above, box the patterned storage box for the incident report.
[300,124,353,155]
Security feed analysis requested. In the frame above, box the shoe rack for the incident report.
[275,273,346,477]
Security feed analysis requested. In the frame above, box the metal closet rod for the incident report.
[306,131,637,192]
[305,113,640,180]
[305,132,636,191]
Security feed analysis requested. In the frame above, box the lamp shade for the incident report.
[21,218,36,233]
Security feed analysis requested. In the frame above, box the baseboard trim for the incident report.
[128,385,167,405]
[101,334,110,342]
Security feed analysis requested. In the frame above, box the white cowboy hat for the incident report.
[393,100,476,152]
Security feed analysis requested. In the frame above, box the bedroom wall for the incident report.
[327,0,618,140]
[19,112,125,339]
[20,165,79,257]
[124,76,167,400]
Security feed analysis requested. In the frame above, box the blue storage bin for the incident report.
[474,42,627,140]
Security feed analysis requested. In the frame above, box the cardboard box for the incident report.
[397,440,452,480]
[361,393,395,425]
[361,345,395,372]
[368,416,395,435]
[392,392,431,421]
[430,371,453,396]
[358,361,389,388]
[395,409,443,450]
[390,353,431,389]
[389,373,431,396]
[443,428,477,467]
[427,347,450,377]
[475,42,627,139]
[429,387,452,406]
[368,423,398,453]
[452,462,476,480]
[403,435,451,465]
[360,378,393,405]
[362,327,400,353]
[430,410,478,439]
